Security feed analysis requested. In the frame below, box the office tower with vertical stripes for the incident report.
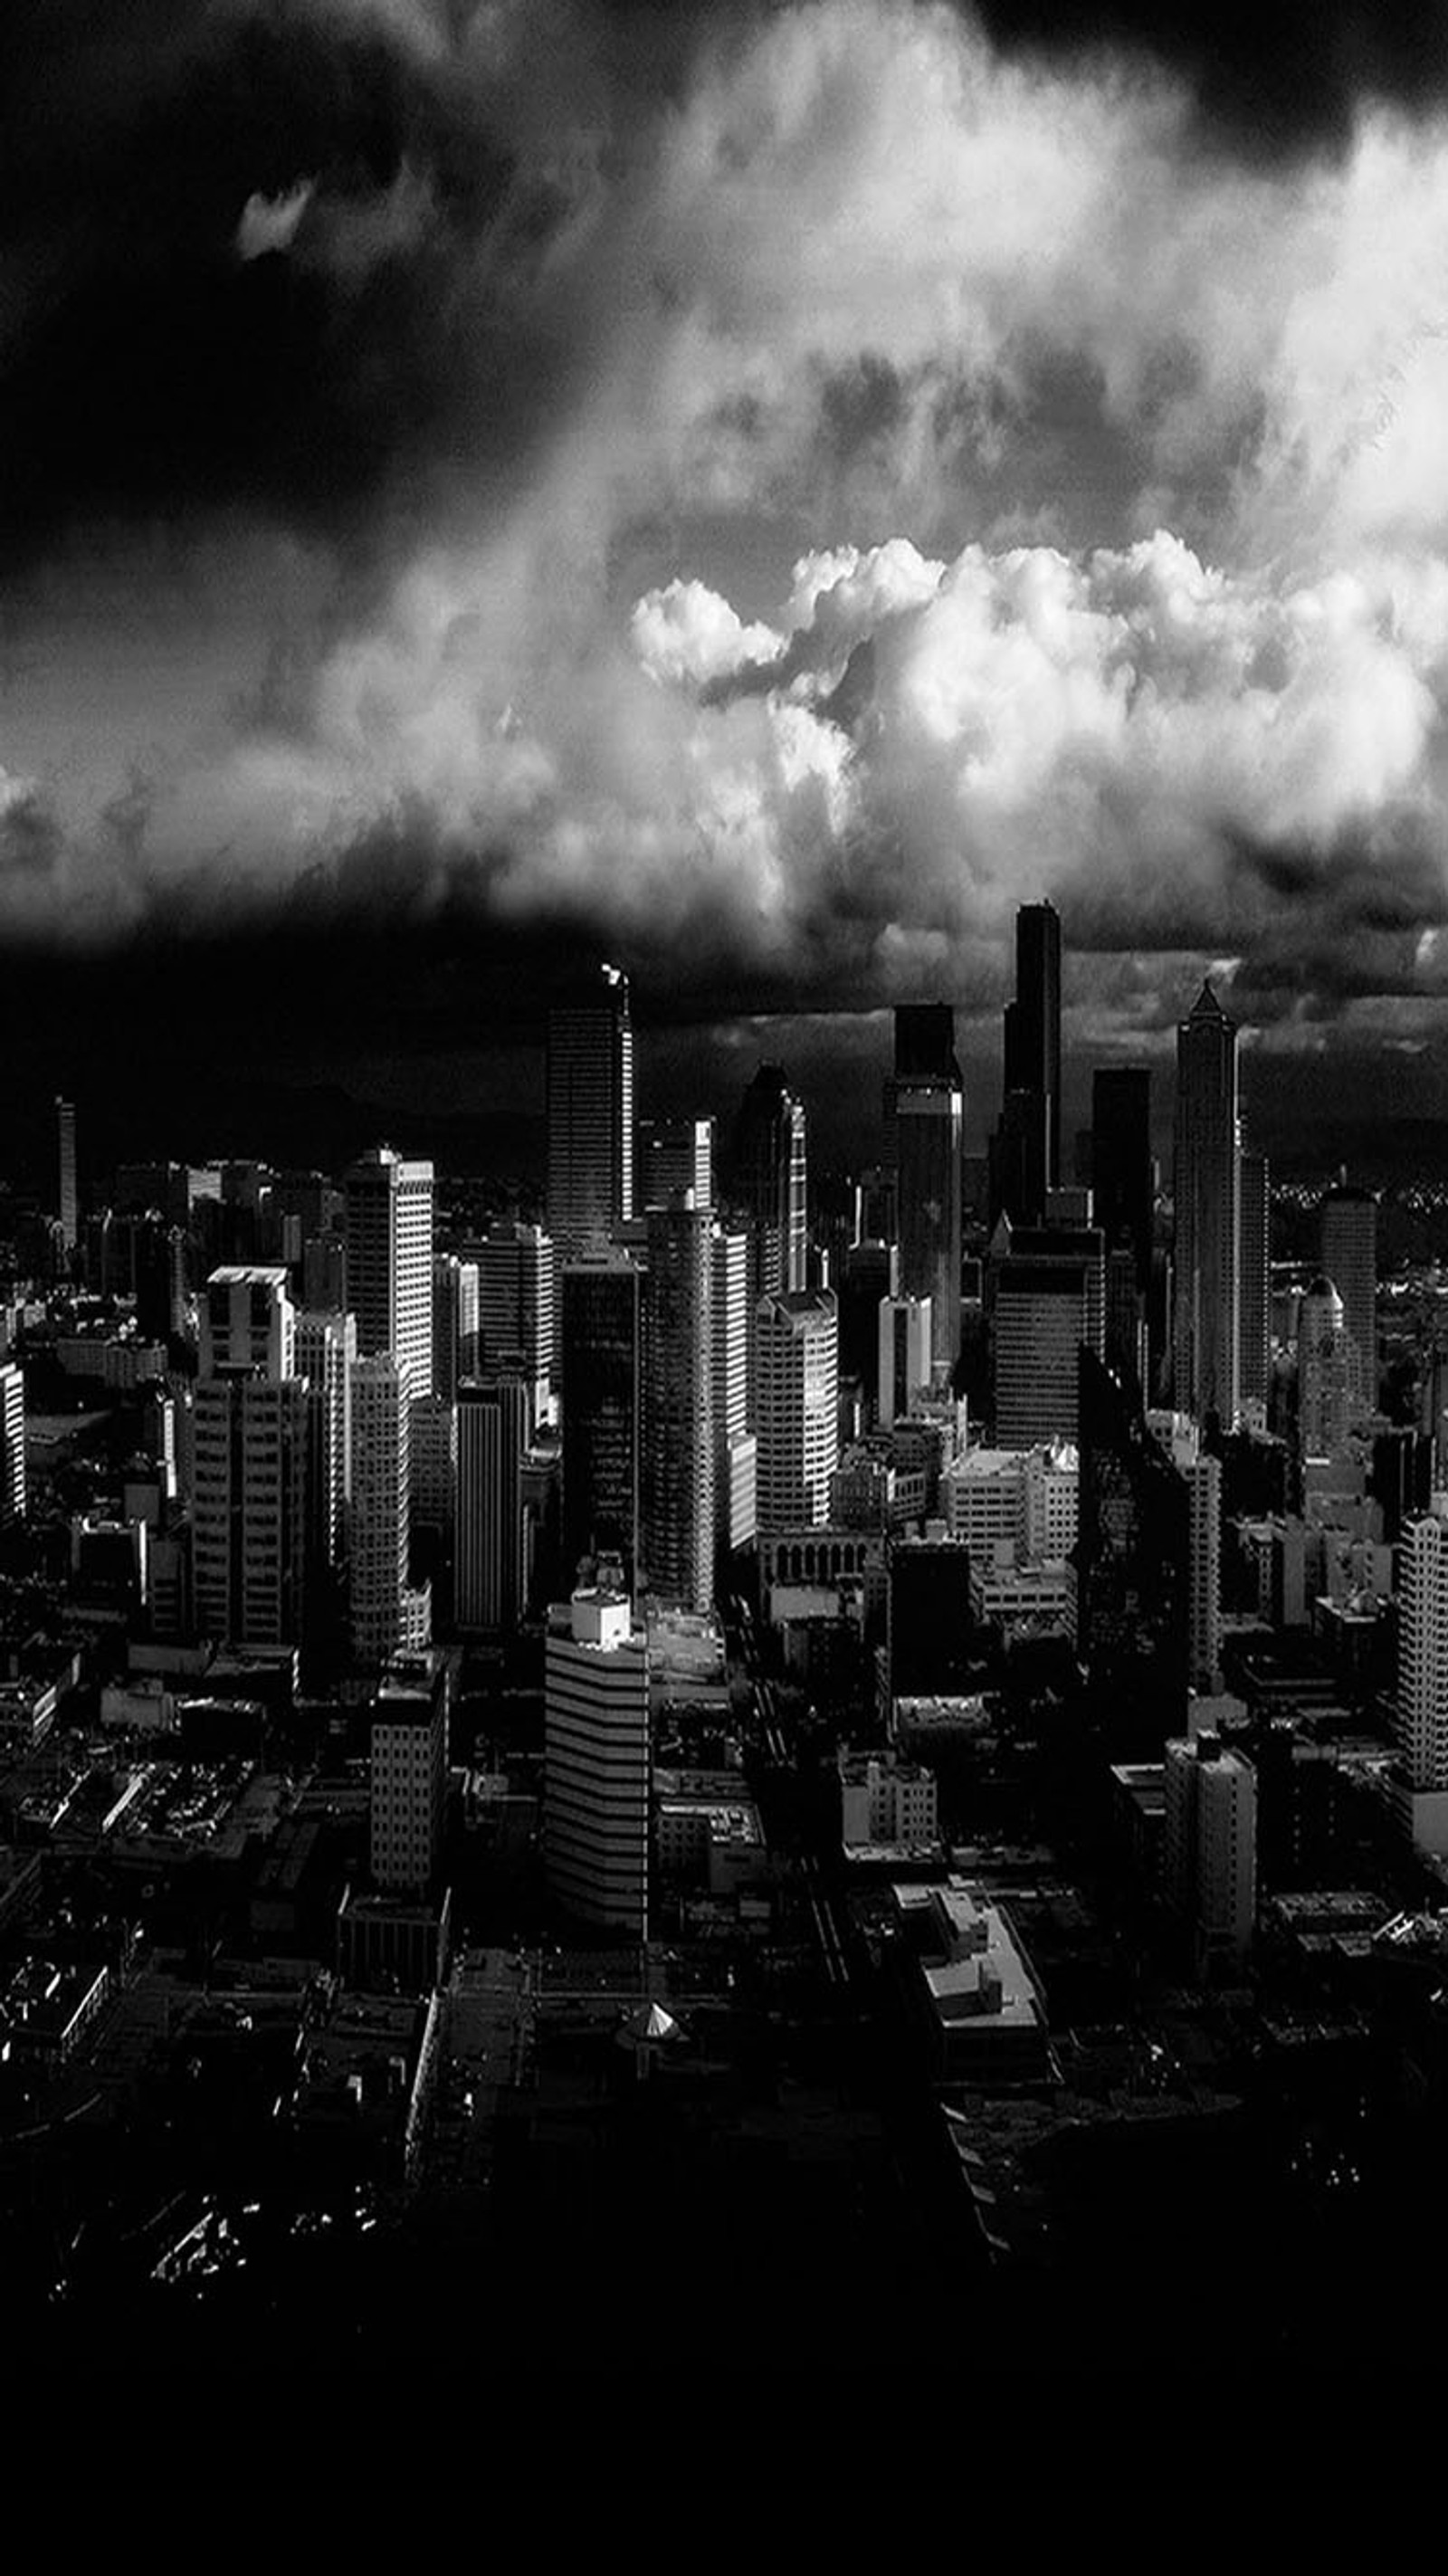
[638,1117,713,1214]
[641,1199,713,1612]
[432,1254,479,1403]
[1237,1149,1271,1416]
[547,963,634,1255]
[473,1220,554,1427]
[887,1004,963,1383]
[0,1361,24,1526]
[56,1096,78,1260]
[344,1148,434,1404]
[456,1377,529,1634]
[711,1223,757,1553]
[560,1254,642,1591]
[1172,981,1240,1430]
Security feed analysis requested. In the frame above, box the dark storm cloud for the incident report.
[972,1,1448,161]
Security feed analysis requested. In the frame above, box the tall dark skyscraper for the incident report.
[56,1095,78,1259]
[991,899,1062,1225]
[729,1063,807,1297]
[886,1003,963,1382]
[1076,1347,1190,1744]
[1238,1148,1271,1414]
[642,1199,714,1612]
[1091,1067,1153,1287]
[547,963,634,1256]
[560,1254,642,1592]
[1012,900,1062,1190]
[1172,980,1240,1428]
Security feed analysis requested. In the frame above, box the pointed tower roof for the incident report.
[1187,978,1230,1024]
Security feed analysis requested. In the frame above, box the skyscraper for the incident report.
[369,1649,450,1897]
[1172,980,1240,1429]
[1397,1504,1448,1834]
[1319,1183,1377,1409]
[1091,1067,1153,1287]
[351,1354,428,1670]
[991,1226,1105,1446]
[344,1148,434,1404]
[193,1266,309,1647]
[296,1306,356,1642]
[756,1287,838,1535]
[1297,1275,1355,1460]
[545,1587,650,1937]
[472,1221,554,1426]
[637,1117,713,1213]
[1164,1734,1257,1973]
[1012,900,1062,1190]
[729,1063,808,1300]
[711,1223,757,1554]
[560,1254,643,1590]
[0,1361,24,1526]
[547,963,634,1255]
[877,1294,933,1429]
[1237,1149,1271,1415]
[1075,1348,1190,1742]
[641,1199,714,1612]
[456,1378,529,1634]
[56,1096,78,1259]
[432,1254,480,1404]
[886,1004,963,1381]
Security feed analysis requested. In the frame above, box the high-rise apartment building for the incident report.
[344,1148,434,1404]
[711,1224,757,1554]
[432,1254,480,1404]
[1319,1184,1377,1409]
[756,1288,838,1535]
[0,1361,24,1526]
[1396,1503,1448,1809]
[991,1226,1105,1447]
[1237,1149,1271,1415]
[547,963,634,1255]
[193,1266,309,1648]
[559,1255,643,1591]
[56,1096,78,1258]
[544,1588,650,1937]
[350,1354,428,1669]
[456,1378,529,1634]
[472,1221,554,1426]
[1172,980,1240,1429]
[369,1648,450,1896]
[886,1004,963,1380]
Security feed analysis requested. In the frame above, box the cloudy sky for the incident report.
[5,0,1448,1166]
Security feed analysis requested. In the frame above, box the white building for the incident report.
[1396,1500,1448,1851]
[943,1440,1078,1563]
[711,1223,757,1552]
[369,1649,450,1895]
[756,1288,838,1536]
[351,1354,429,1669]
[344,1147,434,1404]
[0,1361,24,1526]
[545,1589,650,1937]
[839,1751,938,1852]
[296,1307,355,1581]
[1164,1734,1256,1972]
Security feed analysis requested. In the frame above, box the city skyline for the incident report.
[4,4,1448,1158]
